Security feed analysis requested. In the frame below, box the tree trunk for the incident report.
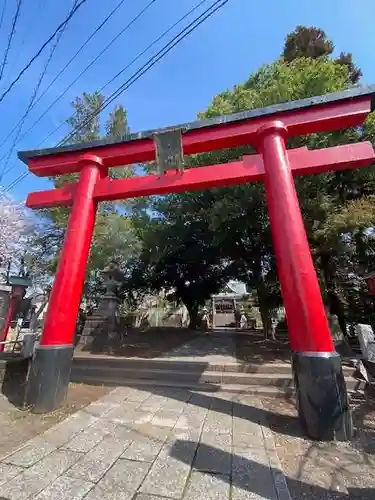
[257,286,274,339]
[321,252,348,337]
[187,305,200,330]
[252,255,275,340]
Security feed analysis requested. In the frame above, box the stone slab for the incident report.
[27,449,82,478]
[203,412,232,434]
[0,467,51,500]
[232,447,278,500]
[121,435,164,463]
[0,449,80,500]
[184,471,230,500]
[194,442,231,475]
[85,459,150,500]
[135,495,173,500]
[66,436,128,483]
[138,395,168,412]
[125,389,152,403]
[140,439,198,498]
[0,463,24,486]
[33,475,94,500]
[97,387,132,405]
[2,437,56,467]
[62,422,108,453]
[41,412,99,447]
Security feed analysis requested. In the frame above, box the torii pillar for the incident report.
[20,86,375,440]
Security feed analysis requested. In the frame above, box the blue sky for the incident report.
[0,0,374,201]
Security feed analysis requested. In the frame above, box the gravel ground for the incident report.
[260,395,375,499]
[0,383,110,458]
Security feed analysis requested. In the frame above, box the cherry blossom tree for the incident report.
[0,188,32,275]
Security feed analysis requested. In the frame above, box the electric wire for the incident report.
[59,0,228,147]
[0,1,80,181]
[43,0,211,148]
[0,0,7,34]
[0,0,158,168]
[4,0,45,86]
[5,0,229,192]
[0,0,88,104]
[0,0,128,154]
[0,0,200,174]
[0,0,23,82]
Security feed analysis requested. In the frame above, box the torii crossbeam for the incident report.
[20,85,375,441]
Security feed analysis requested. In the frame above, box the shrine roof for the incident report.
[18,85,375,164]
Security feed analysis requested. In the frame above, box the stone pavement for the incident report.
[0,386,292,500]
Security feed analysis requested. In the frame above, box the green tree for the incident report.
[283,25,334,62]
[131,52,374,336]
[282,25,362,84]
[67,92,104,144]
[126,192,230,328]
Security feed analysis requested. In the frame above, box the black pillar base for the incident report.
[26,345,74,414]
[292,352,353,441]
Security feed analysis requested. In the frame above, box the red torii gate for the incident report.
[20,86,375,440]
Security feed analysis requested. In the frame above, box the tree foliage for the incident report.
[126,26,375,333]
[0,188,32,270]
[28,24,375,334]
[282,25,361,84]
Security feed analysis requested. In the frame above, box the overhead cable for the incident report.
[0,0,88,104]
[5,0,230,192]
[0,0,23,82]
[0,0,128,153]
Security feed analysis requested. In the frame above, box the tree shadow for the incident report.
[148,385,375,448]
[76,327,201,359]
[76,327,293,364]
[150,386,303,438]
[235,330,292,364]
[170,440,375,499]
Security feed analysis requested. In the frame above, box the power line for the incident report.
[0,0,7,34]
[5,0,228,191]
[0,0,158,167]
[4,0,45,88]
[0,1,80,181]
[1,0,159,179]
[0,0,127,154]
[0,0,88,105]
[0,0,23,82]
[18,0,210,152]
[60,0,228,146]
[5,0,229,192]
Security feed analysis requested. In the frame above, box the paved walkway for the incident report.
[0,386,291,500]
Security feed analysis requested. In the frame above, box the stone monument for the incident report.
[80,261,125,351]
[356,323,375,363]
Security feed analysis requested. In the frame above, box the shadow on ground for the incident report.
[151,385,302,438]
[76,327,200,358]
[0,358,29,408]
[170,439,375,500]
[76,327,292,365]
[148,384,375,451]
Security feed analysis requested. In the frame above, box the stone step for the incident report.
[70,365,361,391]
[70,370,364,396]
[72,356,355,375]
[70,373,295,396]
